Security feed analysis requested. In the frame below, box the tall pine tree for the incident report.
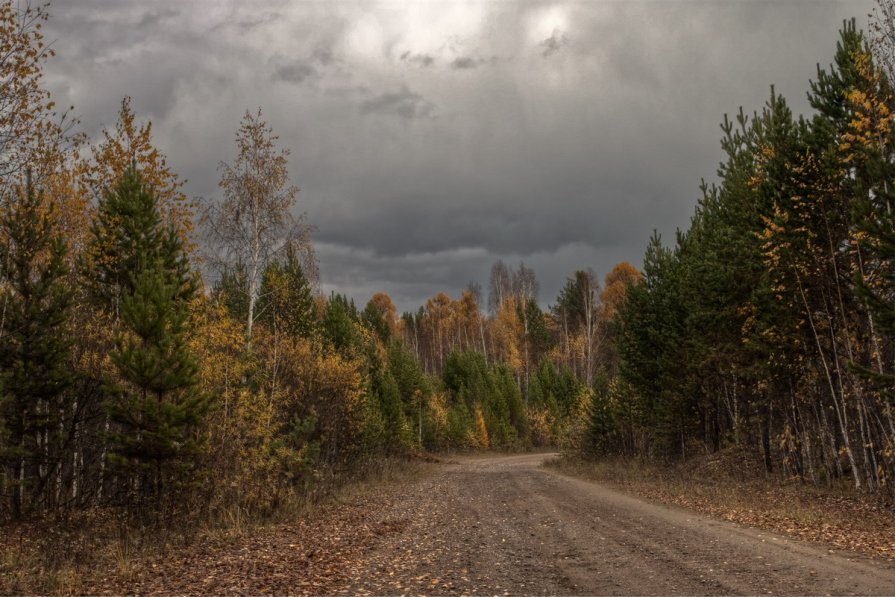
[0,173,73,518]
[89,166,207,505]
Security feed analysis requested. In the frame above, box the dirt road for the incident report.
[337,453,895,595]
[100,453,895,595]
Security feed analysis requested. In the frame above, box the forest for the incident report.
[0,0,893,539]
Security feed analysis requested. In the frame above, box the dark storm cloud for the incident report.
[359,86,436,120]
[271,45,343,85]
[400,51,435,68]
[135,7,178,29]
[540,29,569,57]
[43,1,875,312]
[449,56,498,70]
[273,62,317,84]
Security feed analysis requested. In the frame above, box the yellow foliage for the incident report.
[473,405,489,449]
[427,391,449,443]
[0,1,79,190]
[842,50,894,159]
[527,406,553,447]
[82,97,196,249]
[599,262,639,323]
[493,297,523,373]
[368,292,400,338]
[187,301,367,516]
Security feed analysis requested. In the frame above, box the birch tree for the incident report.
[205,108,312,339]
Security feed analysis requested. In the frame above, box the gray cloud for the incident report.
[449,55,498,70]
[540,29,569,57]
[212,10,283,35]
[400,51,435,68]
[311,44,338,67]
[359,86,436,120]
[451,56,479,70]
[135,7,178,29]
[274,62,316,84]
[43,1,875,312]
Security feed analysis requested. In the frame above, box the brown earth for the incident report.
[75,452,895,595]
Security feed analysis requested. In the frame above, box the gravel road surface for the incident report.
[338,453,895,595]
[98,452,895,595]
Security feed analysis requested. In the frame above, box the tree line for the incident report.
[0,1,636,524]
[588,18,895,492]
[2,1,893,530]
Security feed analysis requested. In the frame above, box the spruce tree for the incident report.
[0,174,73,518]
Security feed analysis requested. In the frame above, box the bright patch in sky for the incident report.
[43,0,875,311]
[527,4,569,43]
[344,14,386,60]
[398,2,486,55]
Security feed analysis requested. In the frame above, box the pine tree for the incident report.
[844,46,895,402]
[853,186,895,401]
[211,262,250,323]
[256,244,316,339]
[370,365,408,454]
[0,173,73,518]
[85,166,192,316]
[322,294,359,353]
[106,264,207,504]
[89,167,206,505]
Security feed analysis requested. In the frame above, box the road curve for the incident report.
[338,452,895,595]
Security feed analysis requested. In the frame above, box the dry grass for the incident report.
[0,455,434,595]
[547,449,895,561]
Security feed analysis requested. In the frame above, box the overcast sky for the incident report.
[44,0,873,312]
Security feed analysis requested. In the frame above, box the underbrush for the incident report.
[0,455,434,595]
[546,448,895,561]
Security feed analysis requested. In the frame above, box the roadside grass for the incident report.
[0,455,435,595]
[546,449,895,561]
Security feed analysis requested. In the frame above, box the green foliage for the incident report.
[98,168,208,503]
[322,293,359,353]
[552,271,593,335]
[85,166,193,314]
[594,22,895,491]
[520,297,553,366]
[0,174,73,518]
[441,350,530,449]
[362,299,391,344]
[212,263,249,324]
[256,244,316,339]
[369,366,410,453]
[106,268,208,479]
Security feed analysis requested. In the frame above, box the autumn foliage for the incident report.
[1,1,894,540]
[595,19,895,492]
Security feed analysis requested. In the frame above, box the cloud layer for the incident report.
[44,0,873,311]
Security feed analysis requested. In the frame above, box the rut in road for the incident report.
[94,453,895,595]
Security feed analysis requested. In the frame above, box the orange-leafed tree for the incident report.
[423,292,453,371]
[492,297,523,378]
[598,262,640,375]
[363,292,399,342]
